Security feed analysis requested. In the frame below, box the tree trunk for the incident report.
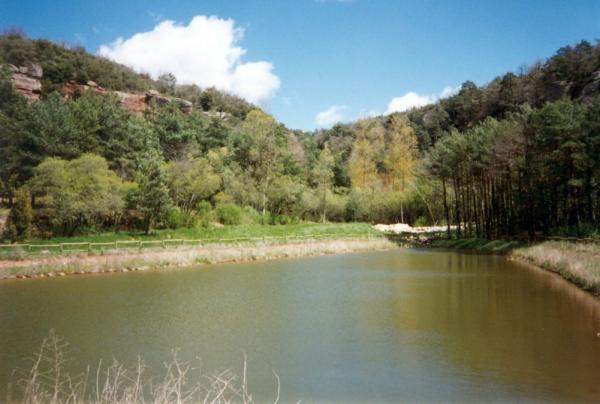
[442,178,450,238]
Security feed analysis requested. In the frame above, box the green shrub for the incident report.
[216,204,242,226]
[271,214,299,225]
[164,207,196,229]
[195,201,214,227]
[413,216,427,227]
[550,223,599,239]
[241,206,262,225]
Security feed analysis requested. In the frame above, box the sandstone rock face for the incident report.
[580,70,600,101]
[8,63,43,102]
[545,80,571,102]
[60,81,107,98]
[176,98,193,113]
[6,63,203,116]
[114,91,148,115]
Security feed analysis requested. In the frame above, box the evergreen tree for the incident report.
[313,144,335,223]
[133,153,172,234]
[3,188,32,242]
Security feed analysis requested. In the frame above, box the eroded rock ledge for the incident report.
[5,63,203,116]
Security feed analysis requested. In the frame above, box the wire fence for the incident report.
[0,232,385,259]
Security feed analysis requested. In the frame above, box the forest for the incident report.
[1,31,600,241]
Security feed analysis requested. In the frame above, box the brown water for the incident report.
[1,249,599,402]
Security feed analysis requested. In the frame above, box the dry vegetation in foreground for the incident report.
[8,331,278,404]
[512,241,600,295]
[0,238,395,280]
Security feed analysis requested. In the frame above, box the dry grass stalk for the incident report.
[512,241,600,295]
[8,332,278,404]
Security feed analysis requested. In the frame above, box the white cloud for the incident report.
[385,92,435,114]
[315,105,348,128]
[357,108,380,119]
[440,85,460,98]
[385,86,459,114]
[98,16,280,105]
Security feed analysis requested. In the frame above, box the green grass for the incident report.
[8,222,378,246]
[429,237,522,254]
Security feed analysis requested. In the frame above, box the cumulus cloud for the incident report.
[315,105,348,127]
[385,85,459,114]
[98,16,280,105]
[357,108,380,119]
[440,85,460,99]
[386,92,434,114]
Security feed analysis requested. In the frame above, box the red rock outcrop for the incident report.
[7,64,202,116]
[60,81,108,98]
[8,63,42,102]
[113,91,147,115]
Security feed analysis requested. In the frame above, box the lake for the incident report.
[1,249,599,402]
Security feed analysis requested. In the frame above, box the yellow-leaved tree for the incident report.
[383,114,418,222]
[348,120,384,190]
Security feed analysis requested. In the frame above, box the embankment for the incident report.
[0,238,395,280]
[511,241,600,296]
[424,236,600,297]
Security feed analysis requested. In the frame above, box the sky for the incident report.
[1,0,600,131]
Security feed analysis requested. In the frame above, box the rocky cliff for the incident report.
[7,63,195,115]
[7,63,42,102]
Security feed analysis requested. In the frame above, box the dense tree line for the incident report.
[312,39,600,238]
[427,100,600,239]
[1,33,600,241]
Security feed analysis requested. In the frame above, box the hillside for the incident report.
[0,30,255,119]
[317,40,600,151]
[1,32,599,242]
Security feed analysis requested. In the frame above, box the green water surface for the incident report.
[1,249,599,402]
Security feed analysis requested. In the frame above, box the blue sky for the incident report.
[1,0,600,130]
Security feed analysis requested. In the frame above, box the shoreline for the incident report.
[510,241,600,297]
[422,237,600,298]
[0,238,396,281]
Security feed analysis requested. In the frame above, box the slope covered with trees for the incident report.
[1,31,600,241]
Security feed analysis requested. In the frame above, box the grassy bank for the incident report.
[0,223,380,260]
[0,236,394,280]
[427,237,521,254]
[6,223,376,246]
[512,241,600,296]
[426,236,600,296]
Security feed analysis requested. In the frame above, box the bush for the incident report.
[413,216,428,227]
[164,207,196,229]
[241,205,262,225]
[216,203,242,226]
[550,223,600,239]
[195,200,214,227]
[271,214,299,225]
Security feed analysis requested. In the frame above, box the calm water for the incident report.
[1,249,600,402]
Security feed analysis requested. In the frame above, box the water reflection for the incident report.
[0,249,599,402]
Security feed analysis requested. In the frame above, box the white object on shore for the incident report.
[373,223,452,234]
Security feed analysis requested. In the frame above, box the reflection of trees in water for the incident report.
[359,251,600,401]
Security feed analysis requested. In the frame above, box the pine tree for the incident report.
[313,144,335,223]
[133,153,172,234]
[3,188,32,242]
